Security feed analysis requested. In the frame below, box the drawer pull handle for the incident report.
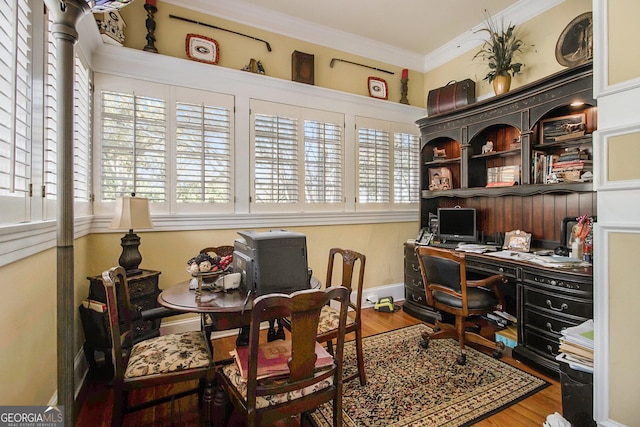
[412,295,423,302]
[546,300,568,312]
[546,344,558,357]
[412,264,420,272]
[545,322,566,334]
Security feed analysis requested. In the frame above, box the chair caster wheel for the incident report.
[456,353,467,365]
[419,338,430,349]
[492,349,503,359]
[433,326,441,332]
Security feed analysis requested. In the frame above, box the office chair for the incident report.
[100,266,217,427]
[216,286,350,427]
[415,246,505,365]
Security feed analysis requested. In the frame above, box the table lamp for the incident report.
[109,193,154,276]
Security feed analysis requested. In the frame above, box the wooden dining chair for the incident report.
[99,266,217,427]
[217,286,350,427]
[414,246,505,365]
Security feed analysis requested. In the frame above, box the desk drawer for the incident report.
[129,276,159,300]
[523,307,587,338]
[405,285,428,308]
[523,327,561,360]
[466,258,518,279]
[523,286,592,319]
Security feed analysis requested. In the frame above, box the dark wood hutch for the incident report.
[404,63,596,375]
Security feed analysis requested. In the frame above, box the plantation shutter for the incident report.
[304,119,343,203]
[100,90,167,201]
[253,111,299,204]
[73,55,92,204]
[0,0,32,224]
[357,121,390,204]
[175,101,232,204]
[43,13,57,206]
[393,131,420,204]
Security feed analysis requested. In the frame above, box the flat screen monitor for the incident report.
[437,207,477,243]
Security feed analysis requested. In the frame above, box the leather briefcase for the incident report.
[427,79,476,116]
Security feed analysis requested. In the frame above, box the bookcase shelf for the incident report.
[416,63,596,242]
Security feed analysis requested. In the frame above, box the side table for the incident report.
[83,269,162,374]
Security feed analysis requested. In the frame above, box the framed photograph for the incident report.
[185,34,219,65]
[539,113,586,144]
[368,77,388,100]
[291,50,314,85]
[428,167,452,191]
[503,230,532,252]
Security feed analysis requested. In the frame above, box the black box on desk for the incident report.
[559,361,596,427]
[234,230,310,296]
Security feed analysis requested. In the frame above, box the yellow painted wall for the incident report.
[0,236,91,405]
[117,1,425,107]
[608,233,640,425]
[424,0,592,99]
[608,0,640,85]
[88,223,417,292]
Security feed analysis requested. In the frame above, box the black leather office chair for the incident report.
[415,245,505,365]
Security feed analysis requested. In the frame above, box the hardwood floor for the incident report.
[75,304,561,426]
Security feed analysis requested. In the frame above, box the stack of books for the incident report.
[556,319,594,373]
[231,339,333,381]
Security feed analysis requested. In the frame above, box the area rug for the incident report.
[310,324,549,427]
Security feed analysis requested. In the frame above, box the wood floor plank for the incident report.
[76,304,562,426]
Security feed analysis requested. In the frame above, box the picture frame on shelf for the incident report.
[368,77,388,100]
[539,113,586,144]
[428,167,452,191]
[291,50,314,85]
[503,230,532,252]
[185,34,219,65]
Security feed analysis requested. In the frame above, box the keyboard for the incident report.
[433,242,460,249]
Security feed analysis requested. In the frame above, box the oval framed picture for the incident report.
[555,12,593,67]
[368,77,388,100]
[186,33,220,65]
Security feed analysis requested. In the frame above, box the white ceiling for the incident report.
[235,0,519,57]
[164,0,564,71]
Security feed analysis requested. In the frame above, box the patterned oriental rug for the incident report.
[310,324,549,427]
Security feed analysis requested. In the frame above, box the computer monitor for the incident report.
[233,229,310,296]
[437,207,477,243]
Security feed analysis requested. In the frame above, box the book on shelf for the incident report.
[232,339,333,381]
[82,299,107,313]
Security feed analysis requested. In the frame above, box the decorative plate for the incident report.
[555,12,593,67]
[185,34,220,65]
[368,77,388,100]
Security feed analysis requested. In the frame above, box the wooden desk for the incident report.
[403,242,593,376]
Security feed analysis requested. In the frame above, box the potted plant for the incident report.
[473,11,524,95]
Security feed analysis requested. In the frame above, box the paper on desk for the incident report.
[485,250,591,268]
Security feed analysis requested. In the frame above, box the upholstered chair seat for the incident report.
[431,287,498,311]
[317,305,356,335]
[124,331,211,378]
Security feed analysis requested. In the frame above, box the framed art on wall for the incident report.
[368,77,388,99]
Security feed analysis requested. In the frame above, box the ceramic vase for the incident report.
[493,73,512,95]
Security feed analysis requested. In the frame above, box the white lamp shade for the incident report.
[109,196,153,231]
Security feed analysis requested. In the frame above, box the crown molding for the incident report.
[423,0,565,72]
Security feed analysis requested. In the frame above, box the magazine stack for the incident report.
[556,319,594,373]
